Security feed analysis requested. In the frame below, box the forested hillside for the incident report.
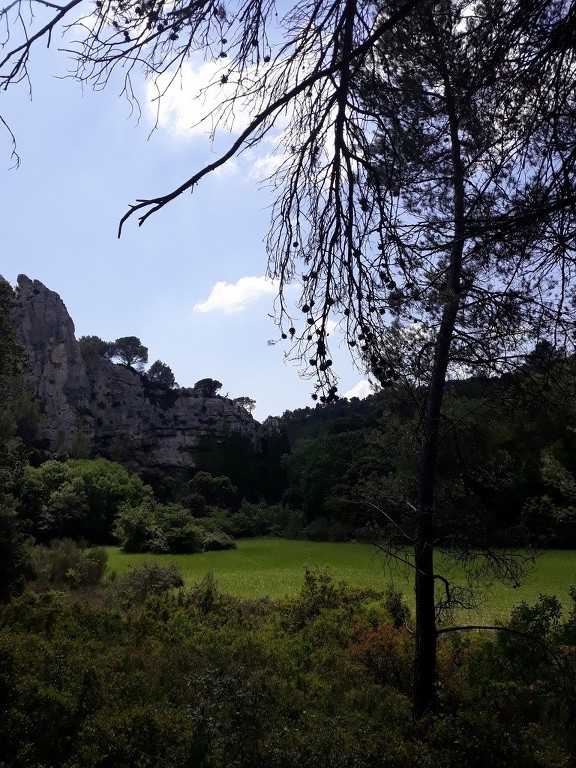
[276,360,576,549]
[5,295,576,565]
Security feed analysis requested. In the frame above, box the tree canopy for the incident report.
[106,336,149,370]
[0,279,35,601]
[78,336,111,360]
[193,378,223,398]
[233,396,256,414]
[147,360,176,388]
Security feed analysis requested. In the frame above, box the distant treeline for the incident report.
[5,356,576,564]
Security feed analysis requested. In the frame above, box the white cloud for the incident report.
[247,150,290,181]
[194,276,279,314]
[343,380,376,400]
[147,59,255,139]
[144,56,292,173]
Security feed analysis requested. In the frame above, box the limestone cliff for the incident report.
[9,275,260,468]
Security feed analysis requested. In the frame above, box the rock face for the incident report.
[10,275,260,468]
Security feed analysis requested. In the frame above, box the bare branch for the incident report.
[116,0,425,234]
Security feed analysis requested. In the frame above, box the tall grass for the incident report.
[105,539,576,621]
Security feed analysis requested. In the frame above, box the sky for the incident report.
[0,29,374,422]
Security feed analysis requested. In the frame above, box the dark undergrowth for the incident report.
[1,568,575,768]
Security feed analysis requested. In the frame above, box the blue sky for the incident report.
[0,37,373,421]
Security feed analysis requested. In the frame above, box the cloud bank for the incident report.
[194,276,279,314]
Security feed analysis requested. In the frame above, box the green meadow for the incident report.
[106,538,576,622]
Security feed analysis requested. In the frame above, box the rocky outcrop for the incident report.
[9,275,260,468]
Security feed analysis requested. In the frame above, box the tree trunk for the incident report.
[413,301,459,715]
[412,33,466,715]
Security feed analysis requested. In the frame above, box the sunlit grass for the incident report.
[105,539,576,622]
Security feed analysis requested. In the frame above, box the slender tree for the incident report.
[1,0,575,714]
[350,0,576,713]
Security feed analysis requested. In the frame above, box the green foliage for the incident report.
[200,529,236,551]
[112,499,156,552]
[106,335,148,370]
[189,470,240,511]
[521,450,576,546]
[0,427,34,602]
[113,499,234,554]
[78,334,111,359]
[193,429,264,502]
[155,503,206,554]
[0,279,23,386]
[0,279,35,601]
[302,516,354,542]
[112,561,184,604]
[36,477,90,540]
[384,585,411,629]
[282,429,381,521]
[147,359,176,388]
[226,500,298,538]
[233,395,256,413]
[0,507,35,602]
[0,577,575,767]
[31,539,108,589]
[274,363,576,549]
[193,377,222,397]
[20,457,153,544]
[113,500,204,554]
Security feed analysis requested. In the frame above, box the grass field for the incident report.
[105,538,576,622]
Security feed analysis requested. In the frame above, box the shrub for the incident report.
[113,562,184,605]
[202,530,236,551]
[21,458,153,544]
[113,500,156,552]
[384,585,411,629]
[30,539,108,589]
[155,504,205,554]
[227,500,272,537]
[78,547,109,586]
[114,501,205,554]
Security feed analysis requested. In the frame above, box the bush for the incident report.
[113,562,184,605]
[384,585,411,629]
[202,530,236,551]
[113,500,156,552]
[155,504,206,554]
[0,584,573,767]
[114,501,205,554]
[31,539,108,589]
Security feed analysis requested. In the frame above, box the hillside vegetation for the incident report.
[4,280,576,764]
[2,569,576,767]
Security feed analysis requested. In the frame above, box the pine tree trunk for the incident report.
[412,37,466,714]
[413,305,459,715]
